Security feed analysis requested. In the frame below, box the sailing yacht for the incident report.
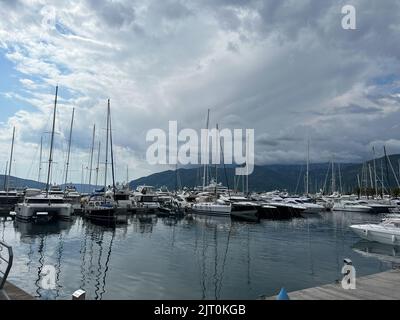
[15,87,72,222]
[83,99,122,224]
[0,127,23,212]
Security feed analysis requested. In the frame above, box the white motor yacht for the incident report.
[191,200,232,216]
[350,218,400,246]
[287,198,325,214]
[332,200,372,213]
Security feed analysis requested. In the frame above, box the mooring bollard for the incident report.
[72,289,86,300]
[276,287,290,300]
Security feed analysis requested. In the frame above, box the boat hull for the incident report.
[351,225,400,246]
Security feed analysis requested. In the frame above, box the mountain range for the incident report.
[130,154,400,193]
[3,154,400,194]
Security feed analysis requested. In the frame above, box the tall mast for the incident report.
[109,103,116,200]
[81,163,84,189]
[64,108,75,186]
[95,141,101,187]
[3,161,8,190]
[246,131,249,195]
[331,156,335,194]
[88,124,96,192]
[338,163,343,194]
[384,146,390,191]
[6,126,15,193]
[373,147,377,198]
[202,109,210,191]
[306,137,310,195]
[381,160,384,197]
[45,86,58,196]
[38,136,43,183]
[104,99,110,195]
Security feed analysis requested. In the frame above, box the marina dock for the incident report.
[264,269,400,300]
[0,281,34,300]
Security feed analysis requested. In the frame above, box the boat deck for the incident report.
[263,269,400,300]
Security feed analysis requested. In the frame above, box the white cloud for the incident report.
[0,0,400,184]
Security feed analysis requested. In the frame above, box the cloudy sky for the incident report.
[0,0,400,184]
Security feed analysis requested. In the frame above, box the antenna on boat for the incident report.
[46,86,58,197]
[64,108,75,187]
[6,126,15,194]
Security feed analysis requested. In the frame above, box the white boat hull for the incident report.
[351,224,400,246]
[16,203,73,221]
[192,203,231,216]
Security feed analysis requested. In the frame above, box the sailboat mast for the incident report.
[384,146,390,191]
[332,159,335,194]
[64,108,75,186]
[245,131,250,195]
[3,161,8,190]
[38,136,43,183]
[373,147,377,198]
[46,86,58,197]
[381,159,384,197]
[88,124,96,191]
[306,137,310,195]
[95,141,101,187]
[202,109,210,191]
[104,99,110,195]
[6,126,15,193]
[109,104,116,200]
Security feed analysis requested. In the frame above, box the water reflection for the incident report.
[352,240,400,268]
[0,211,396,300]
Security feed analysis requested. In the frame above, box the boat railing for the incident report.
[0,241,13,290]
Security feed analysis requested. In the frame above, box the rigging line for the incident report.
[294,164,304,194]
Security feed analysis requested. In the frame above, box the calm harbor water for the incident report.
[0,211,398,300]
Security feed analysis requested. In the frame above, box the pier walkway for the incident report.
[264,269,400,300]
[0,281,34,300]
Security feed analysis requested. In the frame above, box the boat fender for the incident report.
[365,229,368,237]
[392,235,396,243]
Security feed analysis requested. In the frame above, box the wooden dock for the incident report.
[0,281,34,300]
[264,269,400,300]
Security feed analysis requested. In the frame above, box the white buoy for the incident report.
[9,211,16,216]
[72,289,86,300]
